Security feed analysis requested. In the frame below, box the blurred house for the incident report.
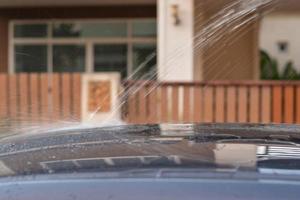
[260,0,300,72]
[0,0,262,82]
[0,0,297,125]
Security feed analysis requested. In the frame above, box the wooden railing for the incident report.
[125,81,300,124]
[1,75,300,125]
[0,73,81,123]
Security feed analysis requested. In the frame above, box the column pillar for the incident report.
[158,0,194,81]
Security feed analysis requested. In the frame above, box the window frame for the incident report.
[9,19,157,76]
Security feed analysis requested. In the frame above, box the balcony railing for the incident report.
[125,81,300,124]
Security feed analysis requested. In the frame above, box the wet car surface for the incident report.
[0,123,300,199]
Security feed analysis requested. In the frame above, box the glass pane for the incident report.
[15,45,47,72]
[94,44,127,78]
[132,20,157,37]
[53,45,85,72]
[132,44,157,80]
[53,22,127,38]
[14,24,48,38]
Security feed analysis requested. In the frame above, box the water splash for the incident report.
[6,0,277,135]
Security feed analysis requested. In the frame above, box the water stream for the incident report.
[5,0,276,136]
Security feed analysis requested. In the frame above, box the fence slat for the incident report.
[261,86,271,123]
[72,73,81,121]
[284,86,294,124]
[203,86,213,123]
[171,86,179,123]
[273,86,282,123]
[52,74,61,120]
[296,86,300,124]
[148,87,158,123]
[238,86,248,123]
[193,86,202,122]
[0,74,7,119]
[183,86,191,122]
[128,92,137,123]
[226,86,236,123]
[161,86,168,122]
[215,86,225,123]
[29,74,40,122]
[62,74,71,120]
[19,74,29,122]
[40,74,49,123]
[138,87,146,124]
[249,86,259,123]
[9,74,17,121]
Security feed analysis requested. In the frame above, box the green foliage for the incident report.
[260,50,280,80]
[260,50,300,80]
[282,61,299,80]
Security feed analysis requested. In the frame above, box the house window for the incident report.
[53,45,86,72]
[94,44,128,78]
[132,44,157,79]
[15,45,47,72]
[53,22,128,38]
[14,24,48,38]
[10,19,157,79]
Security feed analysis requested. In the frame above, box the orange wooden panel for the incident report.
[138,87,146,124]
[183,86,191,123]
[127,92,137,123]
[238,86,248,123]
[40,74,49,123]
[160,86,168,122]
[261,86,271,123]
[272,86,282,123]
[193,86,202,122]
[249,86,259,123]
[226,86,236,123]
[72,73,81,121]
[148,87,158,123]
[19,74,29,122]
[145,86,151,120]
[9,74,18,120]
[203,86,213,123]
[62,74,71,120]
[171,86,179,123]
[215,86,225,123]
[29,74,40,122]
[296,86,300,124]
[51,74,61,120]
[284,86,294,124]
[0,74,7,119]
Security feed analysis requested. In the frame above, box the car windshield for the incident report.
[0,0,296,131]
[1,0,300,199]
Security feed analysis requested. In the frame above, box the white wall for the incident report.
[260,14,300,72]
[158,0,194,81]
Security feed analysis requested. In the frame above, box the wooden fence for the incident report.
[0,73,81,123]
[1,74,300,125]
[125,81,300,124]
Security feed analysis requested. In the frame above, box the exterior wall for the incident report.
[260,13,300,72]
[194,0,259,81]
[158,0,194,81]
[0,1,261,80]
[0,5,156,73]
